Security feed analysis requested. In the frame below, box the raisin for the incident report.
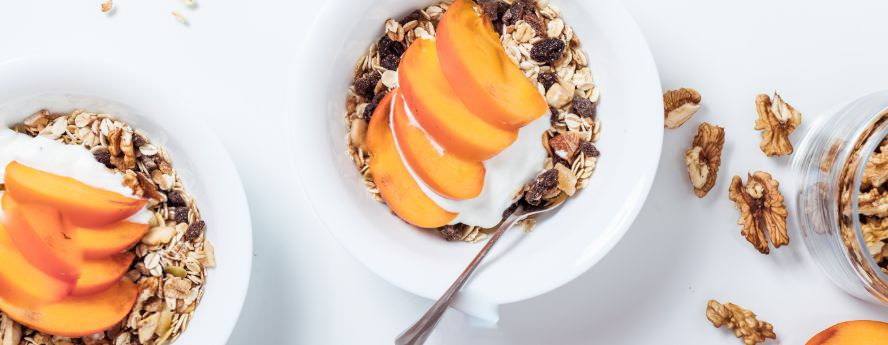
[363,90,389,121]
[523,12,546,36]
[549,106,560,127]
[502,1,524,26]
[399,10,422,24]
[354,72,381,99]
[132,134,147,148]
[571,96,597,118]
[531,38,565,63]
[381,54,401,70]
[168,190,187,207]
[184,220,205,242]
[502,202,519,219]
[439,225,462,241]
[92,147,114,169]
[478,0,508,21]
[378,36,405,58]
[538,72,558,91]
[580,141,600,157]
[173,207,189,225]
[524,169,559,205]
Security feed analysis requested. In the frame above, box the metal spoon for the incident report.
[395,195,568,345]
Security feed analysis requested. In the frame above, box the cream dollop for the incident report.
[0,128,150,223]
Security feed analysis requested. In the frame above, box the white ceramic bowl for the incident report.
[0,56,252,344]
[290,0,662,321]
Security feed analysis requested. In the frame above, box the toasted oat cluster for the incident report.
[2,110,214,345]
[858,138,888,273]
[344,0,601,242]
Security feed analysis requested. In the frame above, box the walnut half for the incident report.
[754,92,802,157]
[685,122,725,197]
[727,172,789,254]
[706,300,776,345]
[663,87,701,129]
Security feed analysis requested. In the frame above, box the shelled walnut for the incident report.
[728,172,789,254]
[663,87,701,129]
[858,139,888,270]
[685,122,724,197]
[754,92,802,157]
[706,300,777,345]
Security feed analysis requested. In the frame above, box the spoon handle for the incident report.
[394,211,524,345]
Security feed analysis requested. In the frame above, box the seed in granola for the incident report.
[571,96,597,119]
[525,168,559,206]
[580,141,600,157]
[184,220,206,242]
[355,73,381,99]
[378,36,405,58]
[91,146,114,169]
[538,71,559,91]
[381,54,401,71]
[531,38,565,63]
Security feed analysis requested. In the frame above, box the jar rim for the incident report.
[850,110,888,286]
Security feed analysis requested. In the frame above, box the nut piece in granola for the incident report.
[727,172,789,254]
[754,92,802,157]
[706,300,776,345]
[663,88,702,129]
[685,122,724,197]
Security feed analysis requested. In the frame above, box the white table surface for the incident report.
[2,0,888,344]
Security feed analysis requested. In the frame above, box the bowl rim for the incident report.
[287,0,663,306]
[0,55,254,344]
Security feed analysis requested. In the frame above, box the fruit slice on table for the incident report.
[65,218,148,259]
[398,38,517,161]
[3,196,83,281]
[0,222,71,305]
[437,0,548,129]
[0,279,138,338]
[366,90,457,228]
[806,320,888,345]
[391,93,485,200]
[72,253,134,296]
[4,161,147,227]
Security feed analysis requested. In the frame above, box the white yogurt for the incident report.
[0,128,150,223]
[390,91,549,228]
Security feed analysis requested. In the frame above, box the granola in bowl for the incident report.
[345,0,601,241]
[0,109,214,345]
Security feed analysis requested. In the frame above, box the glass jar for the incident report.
[793,90,888,306]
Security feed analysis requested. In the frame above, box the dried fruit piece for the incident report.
[381,54,400,70]
[706,300,776,345]
[184,220,205,242]
[554,164,577,196]
[755,92,802,157]
[571,97,596,119]
[524,169,558,206]
[530,38,565,63]
[663,88,701,129]
[354,73,381,99]
[579,141,600,157]
[685,123,725,197]
[537,71,558,91]
[728,172,789,254]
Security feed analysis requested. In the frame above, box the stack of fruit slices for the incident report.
[366,0,548,229]
[0,161,147,337]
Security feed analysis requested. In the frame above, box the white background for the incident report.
[1,0,888,344]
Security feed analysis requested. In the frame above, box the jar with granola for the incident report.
[793,90,888,305]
